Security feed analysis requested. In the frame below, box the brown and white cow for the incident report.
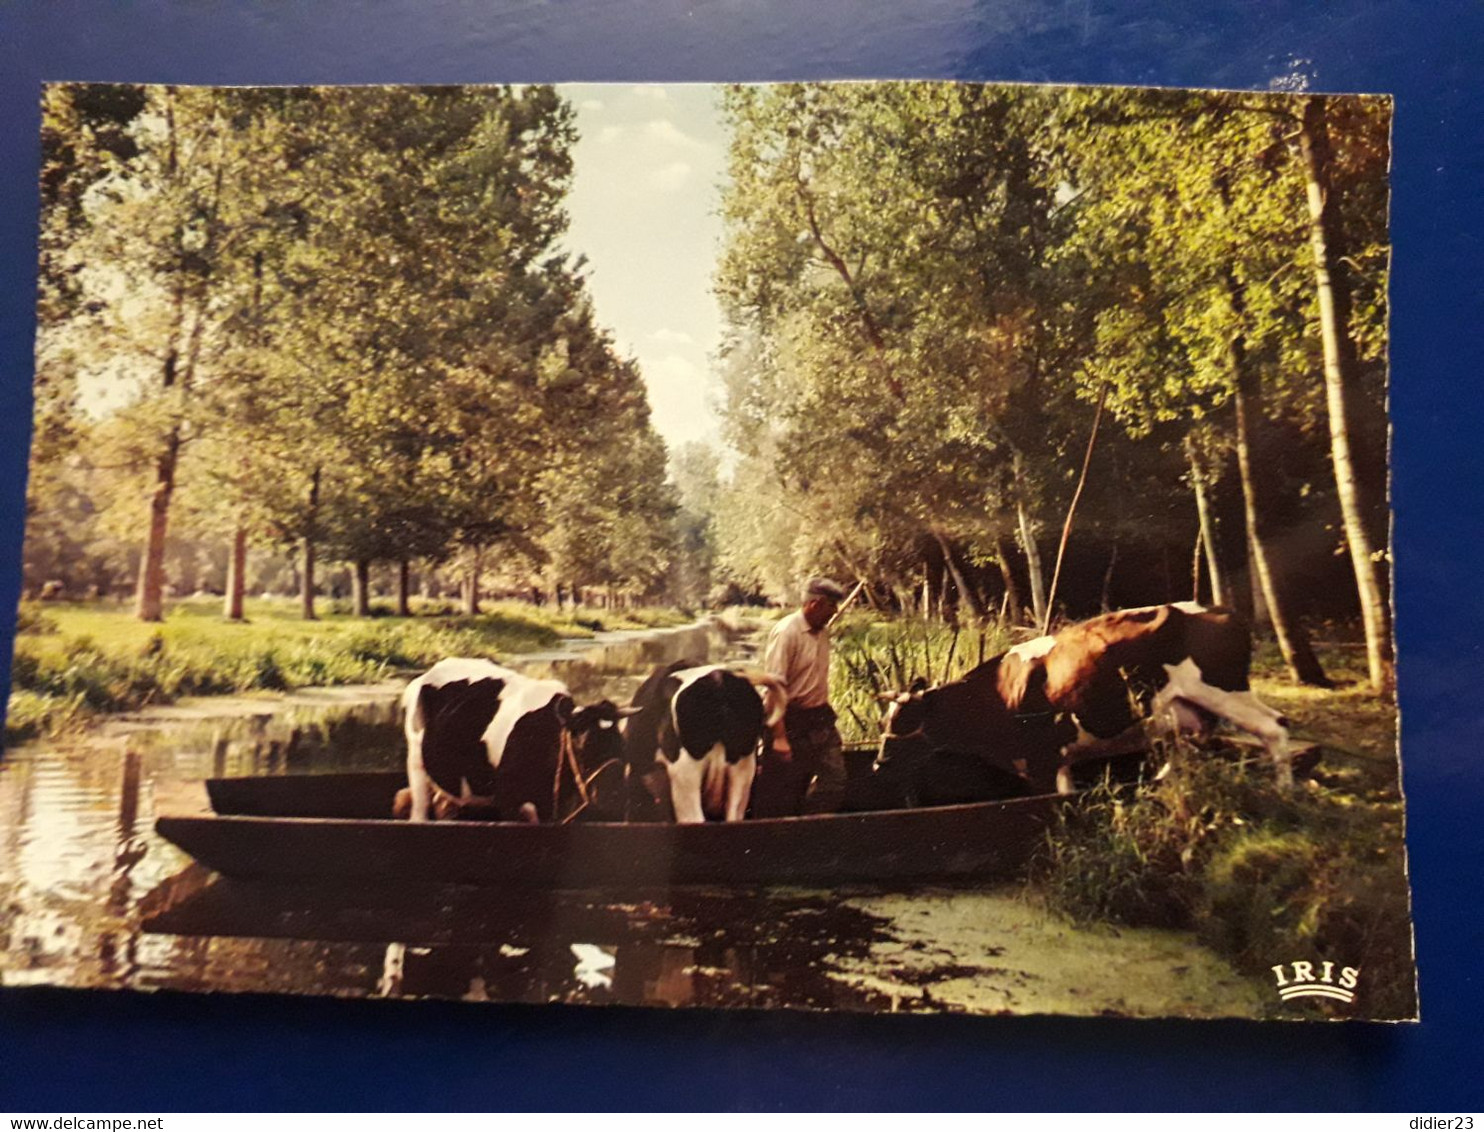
[878,602,1292,795]
[400,658,630,822]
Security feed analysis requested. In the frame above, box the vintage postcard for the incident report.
[2,81,1412,1020]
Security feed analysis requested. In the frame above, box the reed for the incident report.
[829,613,1013,745]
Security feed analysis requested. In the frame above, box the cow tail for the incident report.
[731,666,788,727]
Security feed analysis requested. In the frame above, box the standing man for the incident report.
[753,576,849,817]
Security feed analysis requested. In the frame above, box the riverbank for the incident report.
[1033,638,1411,1019]
[6,598,694,744]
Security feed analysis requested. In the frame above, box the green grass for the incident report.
[5,597,692,744]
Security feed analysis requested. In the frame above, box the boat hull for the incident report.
[157,771,1065,887]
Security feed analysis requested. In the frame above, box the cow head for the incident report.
[876,676,930,766]
[873,658,1072,792]
[564,698,641,775]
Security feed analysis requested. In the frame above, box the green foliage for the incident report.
[32,83,682,619]
[1035,778,1198,929]
[715,83,1078,602]
[14,604,61,636]
[711,81,1390,623]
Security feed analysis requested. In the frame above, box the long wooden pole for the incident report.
[826,579,867,628]
[1042,385,1108,636]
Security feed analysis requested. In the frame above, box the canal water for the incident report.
[0,619,1265,1018]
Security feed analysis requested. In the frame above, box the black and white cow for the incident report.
[622,659,787,823]
[401,658,629,823]
[878,602,1292,796]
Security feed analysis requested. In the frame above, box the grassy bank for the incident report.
[6,598,692,744]
[1033,642,1412,1019]
[825,614,1411,1017]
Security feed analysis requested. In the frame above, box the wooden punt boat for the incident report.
[155,767,1068,888]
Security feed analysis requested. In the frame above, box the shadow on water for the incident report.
[138,867,914,1011]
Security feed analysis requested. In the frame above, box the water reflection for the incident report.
[137,867,907,1011]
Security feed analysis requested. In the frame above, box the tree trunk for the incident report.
[1187,441,1229,607]
[1043,384,1108,633]
[352,558,371,617]
[300,538,317,621]
[398,560,411,617]
[1012,452,1047,628]
[138,91,219,623]
[994,536,1024,624]
[300,467,321,621]
[933,531,983,620]
[224,523,247,621]
[1299,95,1394,692]
[1245,537,1268,625]
[135,424,180,622]
[1232,338,1330,686]
[1102,539,1119,613]
[463,546,482,616]
[1192,525,1205,603]
[1016,499,1047,629]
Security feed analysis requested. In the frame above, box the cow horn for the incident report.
[616,705,644,718]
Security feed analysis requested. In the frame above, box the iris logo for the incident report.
[1271,960,1360,1004]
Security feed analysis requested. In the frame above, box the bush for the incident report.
[4,689,85,744]
[1197,828,1324,962]
[246,649,287,691]
[14,603,60,636]
[1195,817,1415,1018]
[1035,777,1195,929]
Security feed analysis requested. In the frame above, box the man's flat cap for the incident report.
[803,576,848,603]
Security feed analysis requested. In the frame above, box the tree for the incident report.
[1049,87,1333,683]
[669,441,723,606]
[1296,94,1394,690]
[37,83,681,625]
[715,83,1082,617]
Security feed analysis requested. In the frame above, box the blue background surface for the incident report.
[1,0,1480,1112]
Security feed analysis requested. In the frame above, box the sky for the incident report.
[559,84,730,460]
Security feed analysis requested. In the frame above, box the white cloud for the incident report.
[644,118,706,150]
[580,99,605,111]
[631,84,670,101]
[649,328,695,345]
[599,124,624,144]
[648,161,692,192]
[642,353,719,446]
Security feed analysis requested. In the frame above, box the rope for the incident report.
[551,726,593,823]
